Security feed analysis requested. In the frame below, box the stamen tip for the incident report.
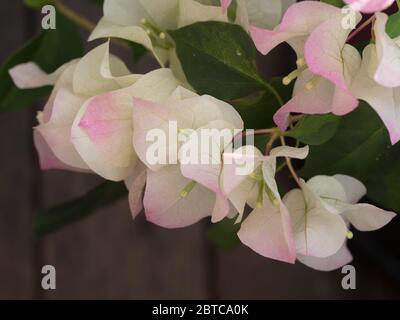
[296,58,305,67]
[347,231,354,240]
[180,190,188,198]
[305,82,314,90]
[282,77,291,86]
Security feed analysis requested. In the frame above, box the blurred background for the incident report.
[1,0,400,299]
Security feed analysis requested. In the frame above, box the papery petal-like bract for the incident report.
[72,68,180,181]
[9,61,74,89]
[285,186,348,258]
[180,120,240,222]
[374,12,400,88]
[220,0,232,13]
[144,165,216,228]
[11,42,141,173]
[125,162,148,219]
[285,175,396,269]
[238,200,296,263]
[297,244,353,272]
[249,1,342,56]
[178,0,228,28]
[351,45,400,145]
[250,1,361,131]
[344,0,395,13]
[91,0,227,68]
[131,83,243,227]
[225,145,308,263]
[234,0,296,30]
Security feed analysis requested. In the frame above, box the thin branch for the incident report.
[54,0,96,32]
[266,132,279,155]
[263,82,284,106]
[54,0,131,50]
[348,15,376,42]
[280,136,301,187]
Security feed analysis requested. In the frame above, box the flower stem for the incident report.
[252,128,280,135]
[54,0,96,32]
[265,132,280,155]
[263,81,284,106]
[276,161,287,173]
[54,0,131,50]
[347,15,376,42]
[280,136,301,187]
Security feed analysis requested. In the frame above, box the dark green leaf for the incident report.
[233,92,277,130]
[0,13,83,112]
[208,218,241,250]
[34,181,128,238]
[129,42,148,63]
[24,0,54,8]
[171,21,266,100]
[232,77,293,130]
[227,0,237,21]
[285,114,341,145]
[300,103,400,212]
[321,0,345,7]
[89,0,104,5]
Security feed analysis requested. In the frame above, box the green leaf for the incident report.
[386,11,400,38]
[171,21,266,100]
[232,77,292,151]
[300,103,400,212]
[285,114,341,145]
[208,218,241,250]
[89,0,104,5]
[0,13,83,112]
[34,181,128,238]
[321,0,345,7]
[232,78,292,130]
[129,42,148,63]
[233,92,277,130]
[24,0,54,8]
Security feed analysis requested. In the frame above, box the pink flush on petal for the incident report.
[34,130,80,171]
[344,0,395,13]
[78,93,125,144]
[220,0,232,13]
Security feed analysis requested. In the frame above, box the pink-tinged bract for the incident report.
[344,0,395,13]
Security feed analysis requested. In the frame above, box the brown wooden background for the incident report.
[1,0,399,300]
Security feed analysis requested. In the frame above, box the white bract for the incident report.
[349,12,400,145]
[233,0,296,30]
[284,175,396,271]
[222,145,309,263]
[9,42,140,173]
[130,87,244,227]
